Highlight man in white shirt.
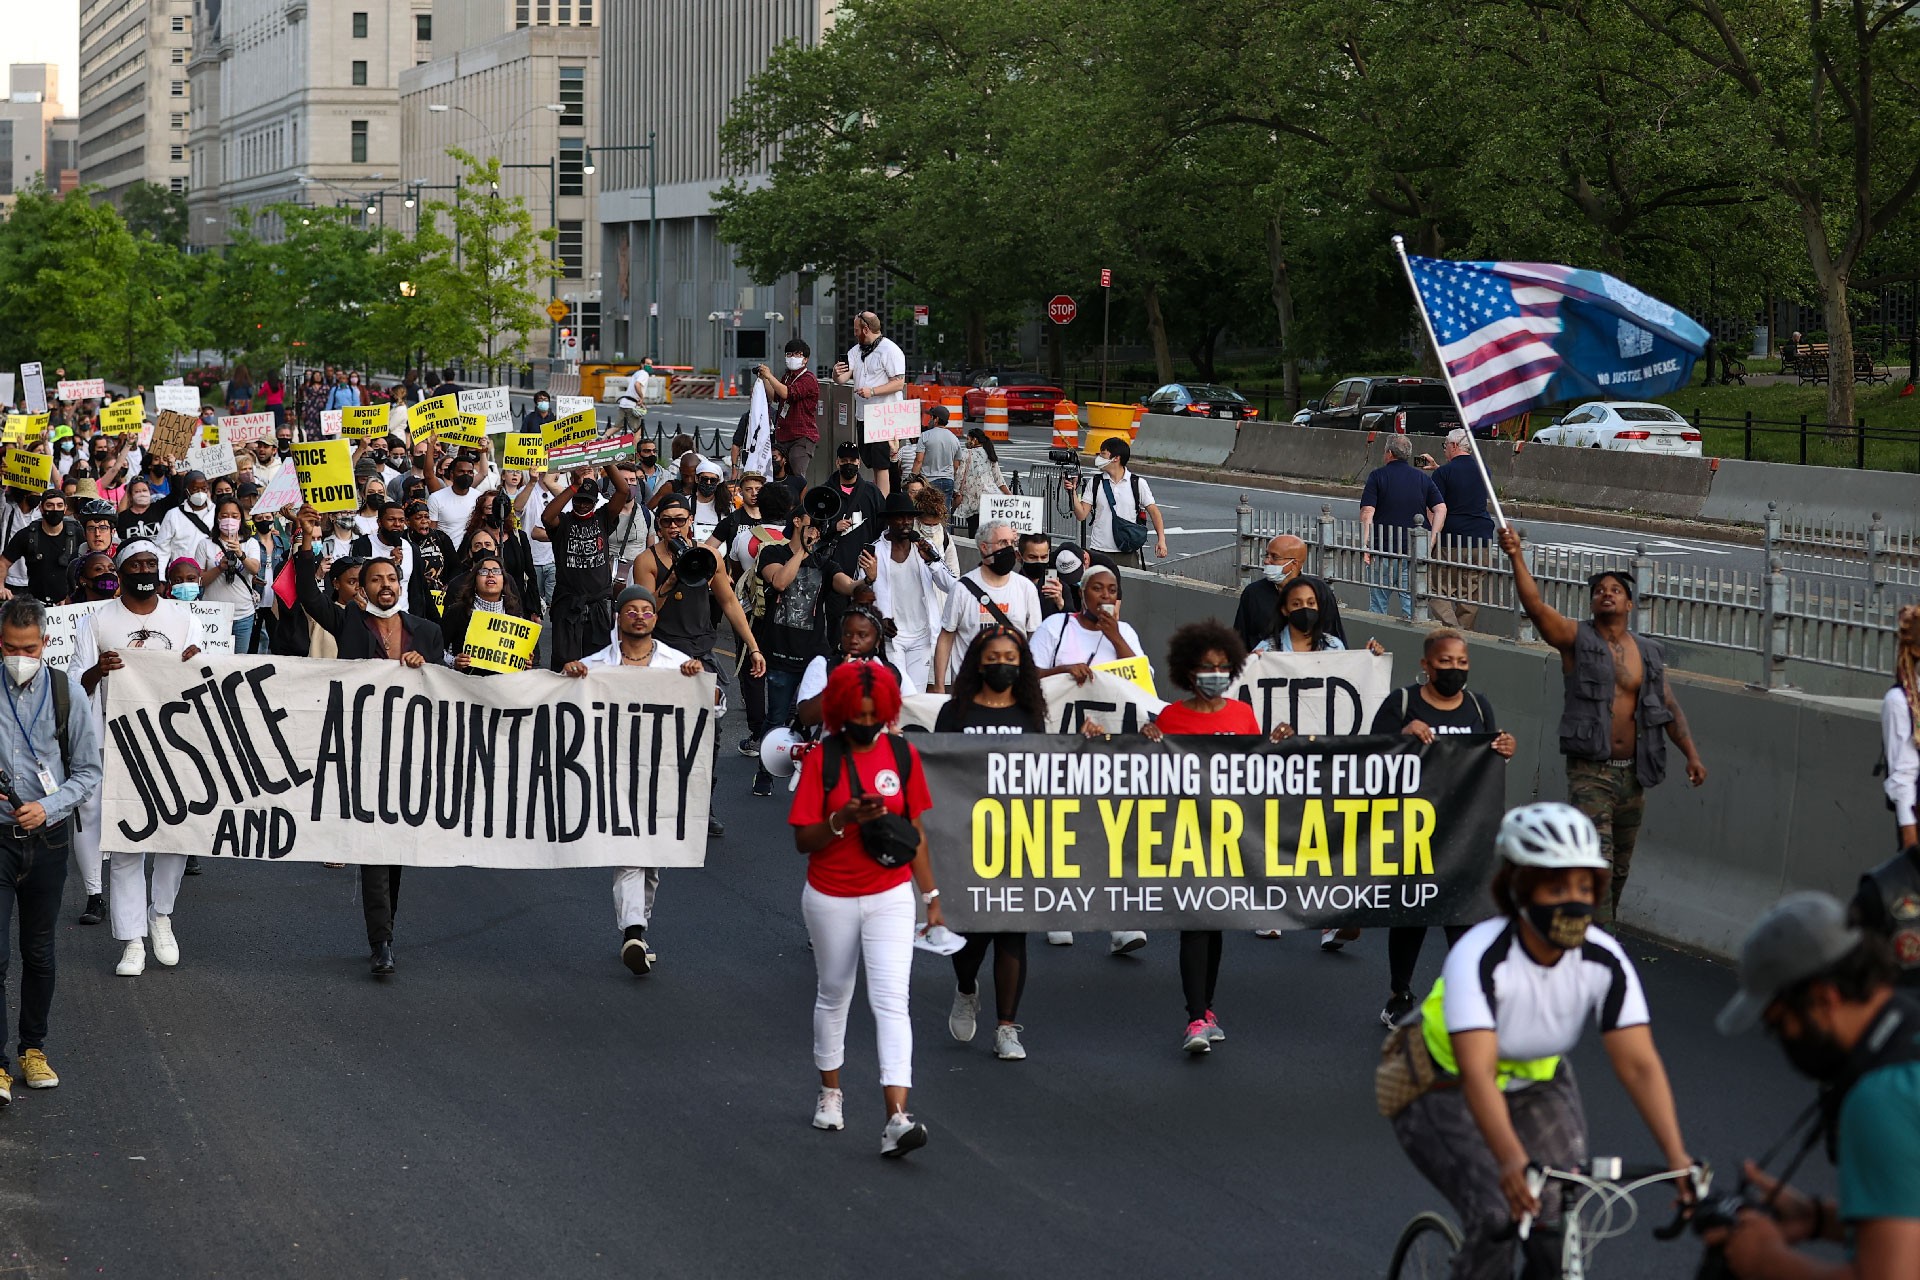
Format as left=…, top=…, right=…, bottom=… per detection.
left=562, top=585, right=709, bottom=977
left=156, top=470, right=218, bottom=569
left=834, top=492, right=956, bottom=693
left=832, top=311, right=906, bottom=498
left=1072, top=436, right=1169, bottom=562
left=931, top=519, right=1042, bottom=690
left=423, top=437, right=498, bottom=538
left=72, top=541, right=206, bottom=978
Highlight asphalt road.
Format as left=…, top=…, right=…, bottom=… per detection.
left=2, top=743, right=1832, bottom=1279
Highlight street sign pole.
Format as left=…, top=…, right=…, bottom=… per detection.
left=1100, top=268, right=1112, bottom=400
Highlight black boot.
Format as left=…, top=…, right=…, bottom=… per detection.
left=708, top=815, right=725, bottom=838
left=79, top=894, right=105, bottom=925
left=371, top=942, right=395, bottom=976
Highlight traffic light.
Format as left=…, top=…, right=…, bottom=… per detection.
left=560, top=327, right=572, bottom=342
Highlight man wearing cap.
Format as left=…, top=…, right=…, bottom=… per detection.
left=1232, top=533, right=1310, bottom=651
left=1712, top=892, right=1920, bottom=1279
left=72, top=540, right=206, bottom=977
left=0, top=491, right=81, bottom=603
left=1501, top=526, right=1706, bottom=920
left=424, top=436, right=497, bottom=539
left=833, top=491, right=956, bottom=693
left=832, top=313, right=907, bottom=498
left=913, top=405, right=961, bottom=502
left=827, top=440, right=886, bottom=534
left=563, top=585, right=710, bottom=975
left=1427, top=429, right=1495, bottom=631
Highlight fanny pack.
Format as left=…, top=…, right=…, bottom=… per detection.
left=819, top=736, right=920, bottom=868
left=1375, top=1014, right=1448, bottom=1117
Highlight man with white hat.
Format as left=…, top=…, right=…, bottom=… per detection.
left=1710, top=892, right=1920, bottom=1279
left=71, top=539, right=206, bottom=977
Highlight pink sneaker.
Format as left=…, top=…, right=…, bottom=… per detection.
left=1183, top=1019, right=1212, bottom=1054
left=1203, top=1009, right=1226, bottom=1043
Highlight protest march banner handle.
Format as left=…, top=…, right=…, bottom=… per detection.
left=1391, top=233, right=1509, bottom=531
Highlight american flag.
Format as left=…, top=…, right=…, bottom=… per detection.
left=1407, top=256, right=1576, bottom=429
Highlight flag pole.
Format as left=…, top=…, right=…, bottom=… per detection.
left=1391, top=234, right=1510, bottom=530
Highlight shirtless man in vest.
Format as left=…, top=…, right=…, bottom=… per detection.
left=1500, top=526, right=1706, bottom=920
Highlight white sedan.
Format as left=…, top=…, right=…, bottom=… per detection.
left=1532, top=401, right=1703, bottom=456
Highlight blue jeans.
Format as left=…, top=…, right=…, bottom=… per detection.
left=534, top=562, right=556, bottom=609
left=765, top=667, right=803, bottom=731
left=1369, top=555, right=1411, bottom=620
left=231, top=613, right=255, bottom=655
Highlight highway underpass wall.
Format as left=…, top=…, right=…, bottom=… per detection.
left=1113, top=568, right=1887, bottom=962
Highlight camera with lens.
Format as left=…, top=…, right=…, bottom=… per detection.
left=1048, top=446, right=1082, bottom=467
left=1690, top=1189, right=1767, bottom=1280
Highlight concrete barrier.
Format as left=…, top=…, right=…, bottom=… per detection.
left=1359, top=431, right=1713, bottom=520
left=1225, top=421, right=1375, bottom=485
left=1700, top=456, right=1920, bottom=527
left=1127, top=413, right=1240, bottom=468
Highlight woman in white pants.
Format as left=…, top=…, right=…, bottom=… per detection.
left=789, top=660, right=943, bottom=1157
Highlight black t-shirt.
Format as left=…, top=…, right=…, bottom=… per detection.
left=117, top=507, right=163, bottom=544
left=4, top=519, right=82, bottom=602
left=1369, top=683, right=1496, bottom=736
left=412, top=530, right=454, bottom=594
left=552, top=506, right=621, bottom=601
left=934, top=699, right=1042, bottom=734
left=756, top=544, right=827, bottom=672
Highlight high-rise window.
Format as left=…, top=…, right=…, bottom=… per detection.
left=559, top=66, right=585, bottom=126
left=172, top=16, right=187, bottom=32
left=515, top=2, right=530, bottom=27
left=170, top=144, right=185, bottom=161
left=556, top=221, right=583, bottom=275
left=351, top=60, right=368, bottom=85
left=170, top=177, right=188, bottom=193
left=351, top=120, right=368, bottom=164
left=416, top=14, right=432, bottom=39
left=558, top=138, right=584, bottom=196
left=352, top=12, right=368, bottom=37
left=171, top=111, right=186, bottom=128
left=171, top=81, right=186, bottom=97
left=171, top=48, right=186, bottom=64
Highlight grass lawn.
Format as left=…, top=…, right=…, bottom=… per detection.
left=1648, top=375, right=1920, bottom=472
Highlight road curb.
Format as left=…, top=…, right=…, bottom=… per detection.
left=1125, top=460, right=1768, bottom=549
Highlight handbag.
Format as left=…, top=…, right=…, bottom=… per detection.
left=1375, top=1014, right=1445, bottom=1117
left=1098, top=474, right=1151, bottom=554
left=820, top=737, right=921, bottom=869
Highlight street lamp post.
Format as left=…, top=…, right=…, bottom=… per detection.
left=502, top=158, right=561, bottom=369
left=583, top=132, right=659, bottom=363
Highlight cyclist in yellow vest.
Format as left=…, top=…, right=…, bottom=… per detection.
left=1389, top=803, right=1696, bottom=1278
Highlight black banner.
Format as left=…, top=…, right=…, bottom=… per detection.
left=917, top=734, right=1504, bottom=931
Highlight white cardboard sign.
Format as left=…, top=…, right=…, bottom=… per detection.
left=222, top=412, right=276, bottom=445
left=979, top=493, right=1045, bottom=535
left=185, top=441, right=237, bottom=479
left=863, top=399, right=922, bottom=443
left=154, top=384, right=201, bottom=415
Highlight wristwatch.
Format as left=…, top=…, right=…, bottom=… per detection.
left=921, top=888, right=940, bottom=905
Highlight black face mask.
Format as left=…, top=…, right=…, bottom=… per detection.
left=1287, top=606, right=1319, bottom=634
left=985, top=546, right=1019, bottom=576
left=1019, top=562, right=1048, bottom=580
left=124, top=568, right=160, bottom=597
left=838, top=463, right=860, bottom=481
left=277, top=442, right=292, bottom=457
left=640, top=455, right=658, bottom=467
left=1779, top=1019, right=1851, bottom=1081
left=484, top=504, right=504, bottom=527
left=451, top=473, right=473, bottom=492
left=981, top=663, right=1019, bottom=692
left=1523, top=900, right=1594, bottom=950
left=842, top=720, right=883, bottom=746
left=379, top=526, right=405, bottom=547
left=1429, top=668, right=1469, bottom=697
left=696, top=479, right=718, bottom=495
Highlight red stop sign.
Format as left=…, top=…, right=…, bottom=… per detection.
left=1048, top=294, right=1078, bottom=325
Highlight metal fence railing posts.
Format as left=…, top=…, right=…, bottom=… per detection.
left=1869, top=511, right=1888, bottom=613
left=1411, top=520, right=1432, bottom=623
left=1516, top=532, right=1538, bottom=645
left=1236, top=494, right=1254, bottom=587
left=1764, top=558, right=1789, bottom=689
left=1763, top=501, right=1780, bottom=569
left=1632, top=544, right=1656, bottom=637
left=1315, top=504, right=1334, bottom=580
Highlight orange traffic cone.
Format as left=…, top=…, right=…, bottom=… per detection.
left=723, top=375, right=737, bottom=398
left=985, top=391, right=1010, bottom=443
left=941, top=386, right=965, bottom=421
left=1051, top=400, right=1079, bottom=450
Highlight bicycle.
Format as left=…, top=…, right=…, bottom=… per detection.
left=1387, top=1157, right=1711, bottom=1279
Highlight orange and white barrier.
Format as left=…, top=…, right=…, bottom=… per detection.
left=984, top=391, right=1010, bottom=442
left=1051, top=400, right=1079, bottom=450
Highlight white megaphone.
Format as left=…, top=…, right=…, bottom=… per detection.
left=759, top=726, right=813, bottom=779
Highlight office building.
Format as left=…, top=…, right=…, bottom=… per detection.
left=0, top=64, right=73, bottom=195
left=399, top=0, right=600, bottom=361
left=184, top=0, right=433, bottom=250
left=598, top=2, right=846, bottom=370
left=79, top=0, right=193, bottom=204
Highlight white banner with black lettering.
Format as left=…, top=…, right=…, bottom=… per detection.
left=894, top=651, right=1390, bottom=737
left=100, top=652, right=715, bottom=867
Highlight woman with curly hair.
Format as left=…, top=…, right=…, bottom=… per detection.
left=1138, top=619, right=1294, bottom=1054
left=457, top=487, right=540, bottom=620
left=912, top=483, right=960, bottom=578
left=789, top=660, right=942, bottom=1156
left=441, top=550, right=532, bottom=673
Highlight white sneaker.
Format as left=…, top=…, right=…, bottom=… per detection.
left=1253, top=929, right=1284, bottom=939
left=948, top=988, right=979, bottom=1043
left=994, top=1024, right=1027, bottom=1061
left=1109, top=930, right=1147, bottom=955
left=1046, top=932, right=1074, bottom=946
left=116, top=939, right=146, bottom=977
left=149, top=914, right=179, bottom=967
left=880, top=1111, right=927, bottom=1158
left=811, top=1086, right=844, bottom=1132
left=1320, top=927, right=1359, bottom=952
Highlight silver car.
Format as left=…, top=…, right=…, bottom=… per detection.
left=1532, top=401, right=1703, bottom=456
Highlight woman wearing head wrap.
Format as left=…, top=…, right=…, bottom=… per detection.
left=1029, top=562, right=1144, bottom=680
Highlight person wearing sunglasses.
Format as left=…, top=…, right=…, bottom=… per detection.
left=443, top=552, right=534, bottom=674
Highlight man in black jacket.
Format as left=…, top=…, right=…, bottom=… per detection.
left=349, top=500, right=438, bottom=618
left=292, top=551, right=445, bottom=974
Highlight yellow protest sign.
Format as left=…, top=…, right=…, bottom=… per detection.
left=436, top=413, right=488, bottom=452
left=291, top=440, right=359, bottom=513
left=503, top=433, right=547, bottom=471
left=343, top=404, right=388, bottom=439
left=410, top=393, right=458, bottom=442
left=543, top=408, right=597, bottom=452
left=4, top=413, right=49, bottom=445
left=430, top=588, right=446, bottom=617
left=2, top=447, right=53, bottom=493
left=100, top=397, right=145, bottom=433
left=1096, top=655, right=1158, bottom=699
left=462, top=610, right=541, bottom=674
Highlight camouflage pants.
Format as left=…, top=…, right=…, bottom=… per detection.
left=1565, top=757, right=1644, bottom=921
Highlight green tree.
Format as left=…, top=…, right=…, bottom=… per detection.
left=121, top=182, right=191, bottom=250
left=0, top=182, right=152, bottom=375
left=420, top=149, right=558, bottom=371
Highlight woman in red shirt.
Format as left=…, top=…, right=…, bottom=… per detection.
left=1142, top=620, right=1293, bottom=1054
left=789, top=661, right=944, bottom=1157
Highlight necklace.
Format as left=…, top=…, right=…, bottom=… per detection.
left=621, top=639, right=656, bottom=667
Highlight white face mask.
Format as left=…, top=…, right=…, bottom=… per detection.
left=5, top=655, right=41, bottom=687
left=1262, top=563, right=1294, bottom=584
left=363, top=598, right=403, bottom=619
left=785, top=356, right=806, bottom=371
left=188, top=491, right=211, bottom=510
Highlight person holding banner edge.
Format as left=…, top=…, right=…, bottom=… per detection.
left=789, top=661, right=939, bottom=1156
left=1135, top=619, right=1294, bottom=1053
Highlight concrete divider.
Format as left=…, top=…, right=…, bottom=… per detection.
left=1224, top=421, right=1375, bottom=485
left=1358, top=431, right=1713, bottom=520
left=1700, top=456, right=1920, bottom=527
left=1127, top=413, right=1240, bottom=468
